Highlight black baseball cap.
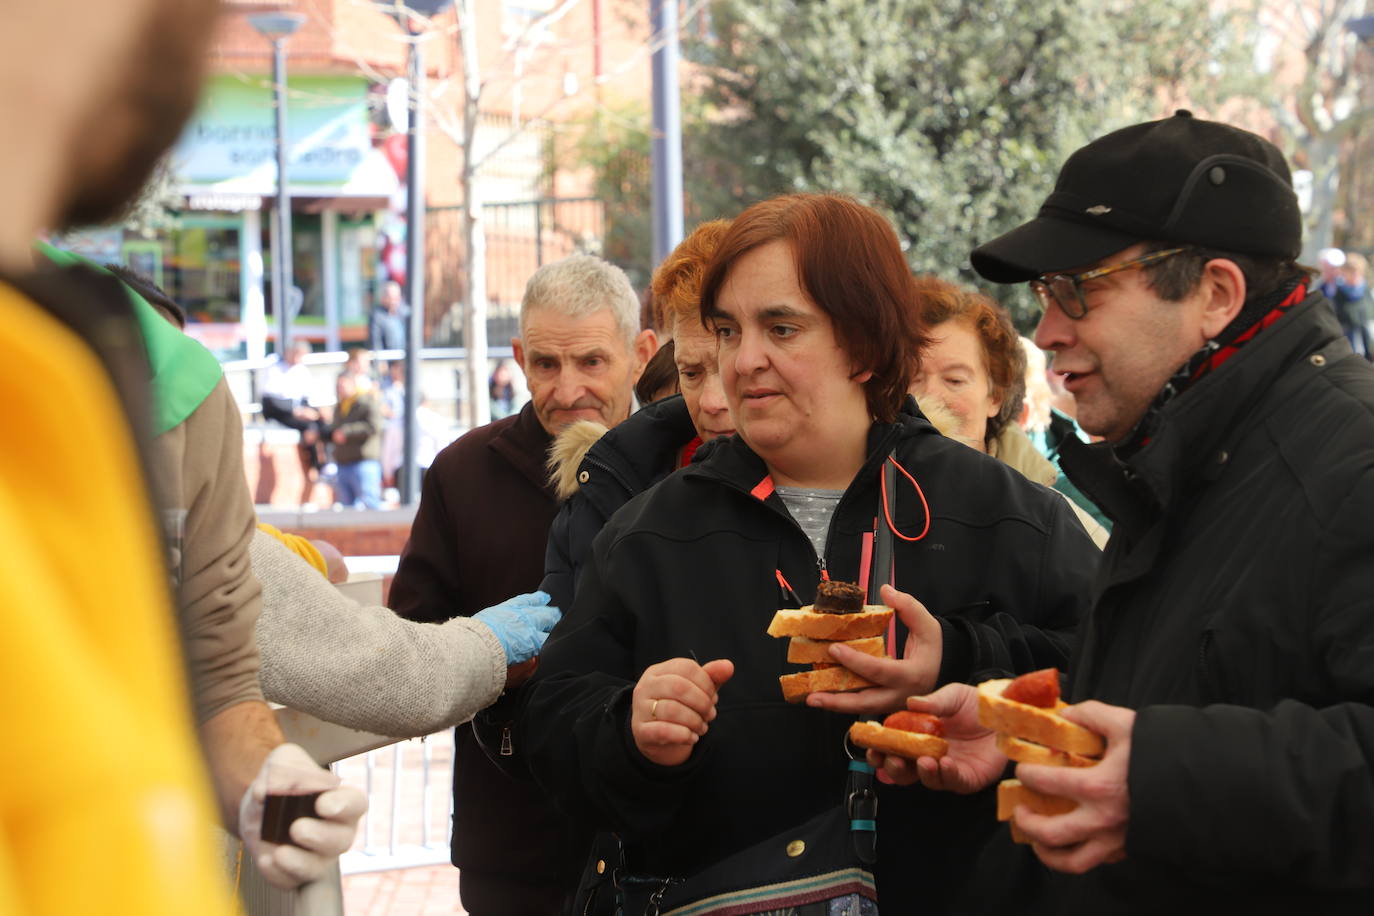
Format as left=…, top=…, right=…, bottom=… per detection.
left=970, top=111, right=1302, bottom=284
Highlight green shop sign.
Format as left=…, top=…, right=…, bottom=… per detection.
left=172, top=74, right=375, bottom=190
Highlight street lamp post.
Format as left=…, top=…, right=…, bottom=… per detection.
left=376, top=0, right=452, bottom=504
left=249, top=11, right=306, bottom=356
left=650, top=0, right=684, bottom=266
left=1350, top=15, right=1374, bottom=258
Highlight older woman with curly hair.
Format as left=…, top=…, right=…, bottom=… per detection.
left=910, top=276, right=1106, bottom=544
left=909, top=276, right=1026, bottom=454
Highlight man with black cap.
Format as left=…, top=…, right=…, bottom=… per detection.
left=875, top=112, right=1374, bottom=912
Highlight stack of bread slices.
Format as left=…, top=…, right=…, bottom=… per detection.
left=767, top=580, right=892, bottom=703
left=976, top=673, right=1105, bottom=843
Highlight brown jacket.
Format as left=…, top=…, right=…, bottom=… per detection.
left=150, top=376, right=265, bottom=721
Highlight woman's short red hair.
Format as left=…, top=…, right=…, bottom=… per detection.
left=652, top=219, right=732, bottom=334
left=698, top=194, right=926, bottom=424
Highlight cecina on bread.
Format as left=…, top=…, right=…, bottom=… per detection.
left=848, top=720, right=948, bottom=760
left=786, top=635, right=885, bottom=664
left=976, top=679, right=1106, bottom=757
left=778, top=666, right=876, bottom=703
left=766, top=606, right=894, bottom=641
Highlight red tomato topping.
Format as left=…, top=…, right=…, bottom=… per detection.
left=1002, top=668, right=1061, bottom=708
left=881, top=711, right=944, bottom=736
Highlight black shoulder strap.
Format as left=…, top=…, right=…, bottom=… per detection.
left=867, top=451, right=896, bottom=604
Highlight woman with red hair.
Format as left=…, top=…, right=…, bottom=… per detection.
left=522, top=194, right=1097, bottom=914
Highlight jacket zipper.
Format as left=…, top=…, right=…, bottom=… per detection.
left=500, top=724, right=513, bottom=756
left=583, top=454, right=636, bottom=496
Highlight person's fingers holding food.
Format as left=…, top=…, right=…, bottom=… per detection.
left=865, top=748, right=921, bottom=786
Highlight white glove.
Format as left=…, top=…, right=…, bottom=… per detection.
left=238, top=743, right=368, bottom=889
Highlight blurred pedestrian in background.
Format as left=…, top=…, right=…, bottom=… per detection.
left=368, top=280, right=407, bottom=352
left=331, top=372, right=382, bottom=509
left=489, top=357, right=518, bottom=419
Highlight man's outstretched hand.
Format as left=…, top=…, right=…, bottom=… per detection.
left=864, top=682, right=1005, bottom=793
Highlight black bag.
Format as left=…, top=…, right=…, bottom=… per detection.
left=576, top=761, right=879, bottom=916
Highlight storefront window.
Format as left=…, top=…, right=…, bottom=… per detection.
left=291, top=212, right=325, bottom=322
left=161, top=218, right=242, bottom=325
left=339, top=217, right=379, bottom=333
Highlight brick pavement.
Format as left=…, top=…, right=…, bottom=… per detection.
left=342, top=865, right=464, bottom=915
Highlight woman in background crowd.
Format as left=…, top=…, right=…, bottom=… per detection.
left=910, top=277, right=1107, bottom=545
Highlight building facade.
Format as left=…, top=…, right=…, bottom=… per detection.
left=64, top=0, right=652, bottom=361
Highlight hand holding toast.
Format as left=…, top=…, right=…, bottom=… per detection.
left=631, top=657, right=735, bottom=767
left=806, top=584, right=943, bottom=715
left=866, top=683, right=1005, bottom=793
left=1012, top=700, right=1135, bottom=874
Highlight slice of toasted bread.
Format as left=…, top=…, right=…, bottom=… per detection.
left=996, top=778, right=1077, bottom=822
left=778, top=666, right=876, bottom=703
left=786, top=635, right=886, bottom=664
left=977, top=679, right=1106, bottom=758
left=848, top=720, right=948, bottom=760
left=767, top=606, right=894, bottom=641
left=996, top=734, right=1099, bottom=768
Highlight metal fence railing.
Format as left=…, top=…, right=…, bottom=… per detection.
left=337, top=732, right=454, bottom=875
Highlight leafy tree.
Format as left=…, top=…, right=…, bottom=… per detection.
left=688, top=0, right=1240, bottom=323
left=553, top=109, right=654, bottom=288
left=1237, top=0, right=1374, bottom=260
left=551, top=96, right=750, bottom=293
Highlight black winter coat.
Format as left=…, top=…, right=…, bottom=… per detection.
left=1052, top=293, right=1374, bottom=913
left=541, top=394, right=698, bottom=611
left=390, top=402, right=588, bottom=900
left=520, top=402, right=1098, bottom=914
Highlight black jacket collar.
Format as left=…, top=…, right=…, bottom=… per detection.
left=685, top=397, right=938, bottom=531
left=489, top=400, right=557, bottom=496
left=578, top=395, right=699, bottom=506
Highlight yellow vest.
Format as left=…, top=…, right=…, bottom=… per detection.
left=0, top=282, right=233, bottom=914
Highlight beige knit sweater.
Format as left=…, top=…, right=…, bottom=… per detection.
left=250, top=531, right=506, bottom=738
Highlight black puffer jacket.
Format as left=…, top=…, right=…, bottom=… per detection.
left=520, top=401, right=1098, bottom=915
left=541, top=394, right=698, bottom=611
left=1051, top=293, right=1374, bottom=913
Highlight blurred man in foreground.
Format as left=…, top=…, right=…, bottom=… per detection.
left=0, top=1, right=236, bottom=911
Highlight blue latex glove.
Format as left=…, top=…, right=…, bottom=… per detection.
left=473, top=591, right=562, bottom=665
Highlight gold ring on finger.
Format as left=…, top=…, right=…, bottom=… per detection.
left=650, top=699, right=661, bottom=718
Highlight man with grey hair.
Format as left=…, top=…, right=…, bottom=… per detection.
left=390, top=253, right=655, bottom=914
